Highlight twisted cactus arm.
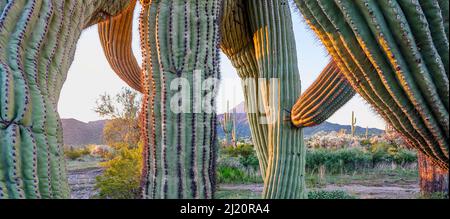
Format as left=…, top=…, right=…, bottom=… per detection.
left=0, top=0, right=132, bottom=199
left=98, top=0, right=143, bottom=93
left=294, top=0, right=449, bottom=170
left=291, top=60, right=355, bottom=127
left=222, top=0, right=307, bottom=199
left=220, top=0, right=270, bottom=179
left=139, top=0, right=222, bottom=199
left=248, top=0, right=306, bottom=199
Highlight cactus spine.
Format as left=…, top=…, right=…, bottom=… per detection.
left=294, top=0, right=449, bottom=170
left=98, top=0, right=143, bottom=93
left=0, top=0, right=133, bottom=199
left=222, top=0, right=307, bottom=199
left=291, top=60, right=356, bottom=127
left=138, top=0, right=222, bottom=199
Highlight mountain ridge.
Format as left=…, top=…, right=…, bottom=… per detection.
left=62, top=115, right=383, bottom=146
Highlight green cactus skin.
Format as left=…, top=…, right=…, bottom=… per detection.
left=294, top=0, right=449, bottom=170
left=139, top=0, right=222, bottom=199
left=222, top=0, right=307, bottom=199
left=221, top=0, right=270, bottom=181
left=291, top=61, right=356, bottom=128
left=0, top=0, right=132, bottom=199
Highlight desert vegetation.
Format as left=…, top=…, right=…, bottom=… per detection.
left=1, top=0, right=447, bottom=199
left=65, top=105, right=445, bottom=199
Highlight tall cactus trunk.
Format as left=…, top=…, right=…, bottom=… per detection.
left=418, top=151, right=449, bottom=196
left=220, top=0, right=270, bottom=177
left=0, top=0, right=134, bottom=199
left=247, top=0, right=306, bottom=199
left=221, top=0, right=307, bottom=199
left=139, top=0, right=222, bottom=199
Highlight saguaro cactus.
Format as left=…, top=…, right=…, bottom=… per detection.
left=221, top=0, right=359, bottom=199
left=365, top=127, right=369, bottom=139
left=291, top=61, right=355, bottom=127
left=220, top=102, right=233, bottom=146
left=231, top=109, right=237, bottom=148
left=0, top=0, right=132, bottom=199
left=351, top=111, right=357, bottom=137
left=294, top=0, right=449, bottom=171
left=137, top=0, right=222, bottom=199
left=221, top=0, right=307, bottom=199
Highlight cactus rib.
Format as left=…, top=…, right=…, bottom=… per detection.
left=98, top=0, right=143, bottom=93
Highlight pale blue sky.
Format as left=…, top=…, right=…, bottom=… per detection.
left=58, top=5, right=385, bottom=129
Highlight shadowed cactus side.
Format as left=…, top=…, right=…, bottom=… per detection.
left=221, top=0, right=357, bottom=199
left=291, top=61, right=356, bottom=128
left=294, top=0, right=449, bottom=171
left=137, top=0, right=222, bottom=199
left=293, top=0, right=449, bottom=195
left=0, top=0, right=133, bottom=199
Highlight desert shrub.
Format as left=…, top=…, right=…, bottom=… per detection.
left=393, top=148, right=417, bottom=164
left=418, top=192, right=449, bottom=199
left=216, top=166, right=262, bottom=184
left=360, top=139, right=371, bottom=147
left=306, top=147, right=417, bottom=174
left=222, top=144, right=255, bottom=158
left=64, top=147, right=90, bottom=160
left=370, top=142, right=392, bottom=163
left=95, top=144, right=142, bottom=199
left=87, top=144, right=114, bottom=159
left=306, top=148, right=372, bottom=174
left=239, top=154, right=260, bottom=170
left=217, top=151, right=262, bottom=184
left=308, top=190, right=356, bottom=199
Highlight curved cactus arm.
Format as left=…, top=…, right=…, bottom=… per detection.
left=0, top=0, right=133, bottom=199
left=139, top=0, right=222, bottom=199
left=296, top=0, right=439, bottom=169
left=98, top=0, right=143, bottom=93
left=245, top=0, right=307, bottom=199
left=294, top=0, right=449, bottom=170
left=220, top=0, right=269, bottom=179
left=291, top=60, right=356, bottom=127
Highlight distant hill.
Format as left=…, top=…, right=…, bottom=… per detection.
left=216, top=113, right=384, bottom=139
left=61, top=119, right=106, bottom=146
left=62, top=102, right=383, bottom=145
left=216, top=102, right=384, bottom=139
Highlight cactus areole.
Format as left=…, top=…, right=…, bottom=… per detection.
left=0, top=0, right=448, bottom=199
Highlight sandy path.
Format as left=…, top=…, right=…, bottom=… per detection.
left=219, top=183, right=420, bottom=199
left=68, top=167, right=103, bottom=199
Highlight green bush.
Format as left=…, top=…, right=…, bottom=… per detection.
left=95, top=145, right=142, bottom=199
left=306, top=148, right=372, bottom=174
left=306, top=147, right=417, bottom=174
left=308, top=190, right=356, bottom=199
left=239, top=154, right=260, bottom=170
left=370, top=142, right=393, bottom=163
left=217, top=166, right=262, bottom=184
left=222, top=144, right=256, bottom=158
left=64, top=147, right=90, bottom=160
left=393, top=149, right=417, bottom=164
